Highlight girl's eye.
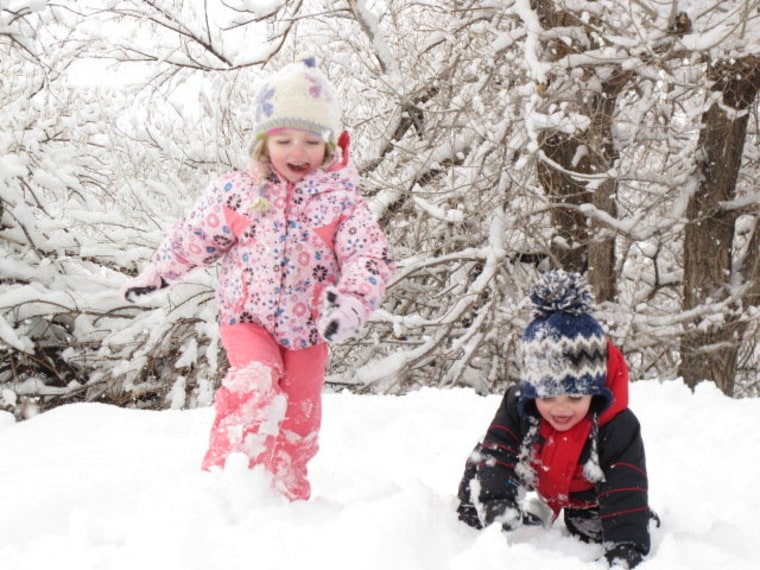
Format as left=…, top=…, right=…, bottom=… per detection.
left=568, top=396, right=584, bottom=402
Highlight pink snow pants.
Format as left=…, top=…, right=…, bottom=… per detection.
left=201, top=323, right=329, bottom=501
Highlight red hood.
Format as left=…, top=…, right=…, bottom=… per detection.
left=326, top=130, right=351, bottom=172
left=600, top=341, right=629, bottom=425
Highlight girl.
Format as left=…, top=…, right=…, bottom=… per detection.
left=456, top=271, right=655, bottom=568
left=122, top=57, right=395, bottom=501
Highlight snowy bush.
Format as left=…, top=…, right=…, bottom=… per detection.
left=3, top=1, right=760, bottom=418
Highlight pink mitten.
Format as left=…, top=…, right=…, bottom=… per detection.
left=122, top=265, right=167, bottom=302
left=318, top=288, right=367, bottom=343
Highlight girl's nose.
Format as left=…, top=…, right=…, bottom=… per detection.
left=290, top=142, right=307, bottom=157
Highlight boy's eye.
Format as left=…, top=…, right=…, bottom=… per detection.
left=568, top=395, right=585, bottom=402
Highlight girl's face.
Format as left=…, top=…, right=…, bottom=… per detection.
left=535, top=394, right=592, bottom=432
left=265, top=129, right=327, bottom=183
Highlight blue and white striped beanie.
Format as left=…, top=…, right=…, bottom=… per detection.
left=518, top=271, right=611, bottom=414
left=252, top=56, right=341, bottom=148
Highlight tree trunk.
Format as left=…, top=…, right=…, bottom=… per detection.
left=536, top=124, right=619, bottom=303
left=530, top=1, right=629, bottom=303
left=679, top=58, right=760, bottom=395
left=535, top=92, right=626, bottom=297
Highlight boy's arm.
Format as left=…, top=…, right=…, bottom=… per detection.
left=598, top=409, right=652, bottom=565
left=457, top=386, right=528, bottom=528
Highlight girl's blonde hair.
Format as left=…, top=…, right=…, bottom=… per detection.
left=250, top=136, right=335, bottom=169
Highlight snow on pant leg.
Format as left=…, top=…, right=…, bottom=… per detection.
left=269, top=342, right=329, bottom=501
left=201, top=324, right=285, bottom=471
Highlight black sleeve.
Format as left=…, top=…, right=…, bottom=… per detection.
left=456, top=386, right=528, bottom=528
left=597, top=409, right=651, bottom=556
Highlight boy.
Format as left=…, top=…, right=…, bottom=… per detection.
left=457, top=271, right=654, bottom=569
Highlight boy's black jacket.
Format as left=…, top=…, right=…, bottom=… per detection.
left=457, top=343, right=651, bottom=556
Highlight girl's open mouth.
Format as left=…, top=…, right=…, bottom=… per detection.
left=288, top=163, right=311, bottom=174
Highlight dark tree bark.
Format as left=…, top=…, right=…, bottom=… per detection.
left=532, top=1, right=628, bottom=302
left=679, top=57, right=760, bottom=395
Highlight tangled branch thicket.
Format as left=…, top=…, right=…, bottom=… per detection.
left=3, top=1, right=760, bottom=419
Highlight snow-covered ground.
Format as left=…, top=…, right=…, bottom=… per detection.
left=0, top=379, right=757, bottom=569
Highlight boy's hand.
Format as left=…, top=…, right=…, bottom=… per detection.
left=478, top=499, right=521, bottom=530
left=318, top=288, right=366, bottom=343
left=605, top=544, right=644, bottom=569
left=122, top=267, right=167, bottom=302
left=520, top=510, right=545, bottom=527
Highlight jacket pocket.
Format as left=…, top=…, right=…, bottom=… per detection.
left=313, top=215, right=345, bottom=253
left=223, top=205, right=253, bottom=238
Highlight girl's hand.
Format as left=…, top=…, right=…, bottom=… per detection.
left=122, top=266, right=167, bottom=302
left=318, top=288, right=366, bottom=343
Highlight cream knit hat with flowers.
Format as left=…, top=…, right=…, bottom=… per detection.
left=252, top=56, right=342, bottom=148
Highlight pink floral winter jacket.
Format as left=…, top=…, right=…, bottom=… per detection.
left=150, top=156, right=394, bottom=350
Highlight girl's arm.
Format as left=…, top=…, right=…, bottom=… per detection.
left=331, top=196, right=395, bottom=313
left=150, top=176, right=239, bottom=281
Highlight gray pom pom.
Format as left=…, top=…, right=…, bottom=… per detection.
left=529, top=270, right=592, bottom=318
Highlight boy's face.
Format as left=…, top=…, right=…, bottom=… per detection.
left=535, top=394, right=592, bottom=432
left=265, top=128, right=327, bottom=183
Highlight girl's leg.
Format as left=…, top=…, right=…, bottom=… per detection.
left=269, top=342, right=328, bottom=500
left=201, top=324, right=286, bottom=472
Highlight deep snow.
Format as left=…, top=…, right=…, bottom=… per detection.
left=0, top=379, right=758, bottom=569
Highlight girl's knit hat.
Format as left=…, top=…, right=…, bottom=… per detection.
left=252, top=56, right=342, bottom=148
left=518, top=270, right=612, bottom=414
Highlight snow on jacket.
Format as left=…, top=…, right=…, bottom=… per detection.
left=149, top=158, right=394, bottom=349
left=457, top=342, right=651, bottom=555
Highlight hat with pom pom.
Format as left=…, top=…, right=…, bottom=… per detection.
left=252, top=56, right=342, bottom=148
left=518, top=270, right=611, bottom=413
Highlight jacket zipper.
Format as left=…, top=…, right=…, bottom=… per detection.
left=273, top=180, right=295, bottom=337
